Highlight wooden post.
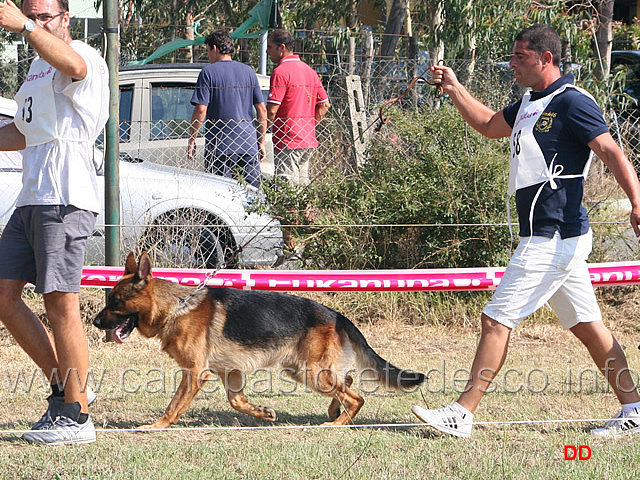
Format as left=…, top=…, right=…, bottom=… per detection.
left=406, top=35, right=418, bottom=106
left=348, top=37, right=356, bottom=76
left=361, top=30, right=374, bottom=106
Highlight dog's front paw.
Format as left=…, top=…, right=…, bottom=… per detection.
left=258, top=406, right=277, bottom=422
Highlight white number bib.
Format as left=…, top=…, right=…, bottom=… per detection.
left=14, top=59, right=59, bottom=147
left=508, top=83, right=592, bottom=196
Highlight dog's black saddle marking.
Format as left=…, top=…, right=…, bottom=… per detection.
left=208, top=287, right=334, bottom=348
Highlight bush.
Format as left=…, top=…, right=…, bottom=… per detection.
left=261, top=104, right=513, bottom=270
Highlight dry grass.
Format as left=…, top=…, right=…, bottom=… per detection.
left=0, top=286, right=639, bottom=479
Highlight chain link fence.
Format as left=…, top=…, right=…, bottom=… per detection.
left=1, top=29, right=639, bottom=269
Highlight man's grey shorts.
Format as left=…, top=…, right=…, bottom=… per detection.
left=0, top=205, right=97, bottom=294
left=275, top=148, right=314, bottom=185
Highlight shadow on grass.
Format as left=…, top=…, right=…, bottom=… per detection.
left=0, top=434, right=26, bottom=444
left=97, top=409, right=331, bottom=431
left=94, top=407, right=431, bottom=436
left=0, top=421, right=37, bottom=443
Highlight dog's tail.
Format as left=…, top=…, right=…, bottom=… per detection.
left=337, top=314, right=426, bottom=391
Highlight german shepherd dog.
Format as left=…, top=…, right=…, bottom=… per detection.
left=94, top=252, right=426, bottom=429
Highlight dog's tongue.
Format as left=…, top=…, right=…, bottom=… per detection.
left=113, top=324, right=126, bottom=343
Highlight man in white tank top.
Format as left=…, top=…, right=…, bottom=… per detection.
left=412, top=24, right=640, bottom=438
left=0, top=0, right=108, bottom=445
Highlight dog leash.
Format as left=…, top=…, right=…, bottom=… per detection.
left=375, top=62, right=445, bottom=132
left=178, top=264, right=226, bottom=306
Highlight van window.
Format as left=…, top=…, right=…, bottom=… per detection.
left=119, top=86, right=133, bottom=142
left=150, top=83, right=196, bottom=140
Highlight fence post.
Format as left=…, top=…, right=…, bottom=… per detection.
left=361, top=30, right=374, bottom=106
left=347, top=36, right=356, bottom=76
left=104, top=0, right=121, bottom=270
left=343, top=75, right=368, bottom=167
left=103, top=0, right=121, bottom=342
left=406, top=35, right=418, bottom=106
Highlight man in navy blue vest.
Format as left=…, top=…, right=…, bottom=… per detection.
left=412, top=24, right=640, bottom=438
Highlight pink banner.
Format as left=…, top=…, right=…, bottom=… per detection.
left=80, top=262, right=640, bottom=292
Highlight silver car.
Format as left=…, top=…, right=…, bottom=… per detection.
left=0, top=97, right=283, bottom=269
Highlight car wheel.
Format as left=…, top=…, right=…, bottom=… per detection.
left=140, top=209, right=237, bottom=269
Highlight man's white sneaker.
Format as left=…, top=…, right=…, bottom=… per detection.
left=30, top=386, right=97, bottom=431
left=412, top=404, right=473, bottom=438
left=22, top=402, right=96, bottom=445
left=591, top=408, right=640, bottom=437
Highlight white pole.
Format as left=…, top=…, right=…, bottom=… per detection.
left=260, top=29, right=268, bottom=75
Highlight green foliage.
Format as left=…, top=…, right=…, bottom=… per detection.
left=0, top=27, right=13, bottom=51
left=260, top=105, right=512, bottom=270
left=107, top=0, right=602, bottom=76
left=102, top=0, right=264, bottom=63
left=0, top=61, right=19, bottom=99
left=413, top=0, right=595, bottom=62
left=0, top=31, right=20, bottom=98
left=286, top=0, right=362, bottom=30
left=613, top=19, right=640, bottom=50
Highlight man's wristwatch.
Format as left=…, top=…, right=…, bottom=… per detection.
left=21, top=19, right=35, bottom=36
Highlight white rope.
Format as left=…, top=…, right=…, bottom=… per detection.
left=94, top=221, right=632, bottom=229
left=0, top=417, right=622, bottom=436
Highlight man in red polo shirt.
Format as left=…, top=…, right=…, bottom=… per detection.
left=266, top=29, right=331, bottom=185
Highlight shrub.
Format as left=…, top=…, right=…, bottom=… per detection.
left=261, top=104, right=513, bottom=270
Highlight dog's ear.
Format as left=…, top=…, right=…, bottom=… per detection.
left=137, top=251, right=153, bottom=280
left=124, top=252, right=137, bottom=275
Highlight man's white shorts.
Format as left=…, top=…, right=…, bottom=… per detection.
left=482, top=230, right=601, bottom=330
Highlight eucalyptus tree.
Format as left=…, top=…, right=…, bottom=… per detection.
left=411, top=0, right=591, bottom=62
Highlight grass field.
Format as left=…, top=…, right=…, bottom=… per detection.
left=0, top=289, right=639, bottom=479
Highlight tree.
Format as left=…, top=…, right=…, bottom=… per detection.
left=291, top=0, right=362, bottom=30
left=378, top=0, right=409, bottom=63
left=425, top=0, right=444, bottom=63
left=96, top=0, right=261, bottom=63
left=410, top=0, right=594, bottom=64
left=593, top=0, right=614, bottom=80
left=369, top=0, right=409, bottom=103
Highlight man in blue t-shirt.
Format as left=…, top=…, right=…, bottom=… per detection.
left=188, top=30, right=266, bottom=187
left=411, top=24, right=640, bottom=438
